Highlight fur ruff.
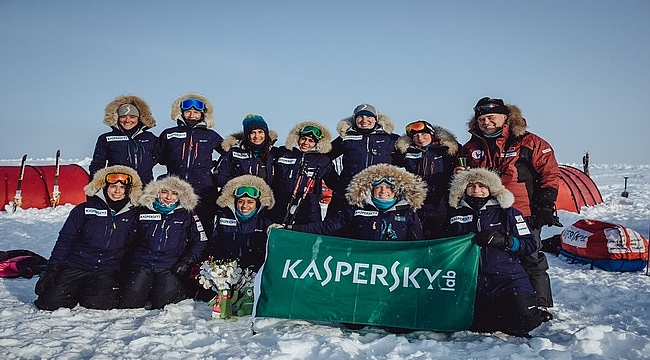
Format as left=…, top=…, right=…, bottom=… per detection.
left=345, top=164, right=427, bottom=210
left=103, top=94, right=156, bottom=129
left=395, top=124, right=459, bottom=155
left=448, top=168, right=514, bottom=209
left=336, top=113, right=395, bottom=137
left=216, top=175, right=275, bottom=209
left=139, top=176, right=198, bottom=211
left=170, top=93, right=216, bottom=129
left=466, top=104, right=527, bottom=137
left=283, top=120, right=333, bottom=154
left=83, top=165, right=143, bottom=205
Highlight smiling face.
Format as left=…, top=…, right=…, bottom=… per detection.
left=355, top=115, right=377, bottom=130
left=412, top=132, right=433, bottom=147
left=158, top=189, right=179, bottom=205
left=465, top=182, right=490, bottom=198
left=106, top=183, right=127, bottom=201
left=477, top=113, right=507, bottom=135
left=298, top=136, right=316, bottom=152
left=118, top=115, right=139, bottom=130
left=236, top=197, right=258, bottom=215
left=182, top=109, right=203, bottom=121
left=372, top=183, right=396, bottom=200
left=248, top=129, right=266, bottom=145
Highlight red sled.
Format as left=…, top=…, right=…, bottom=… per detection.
left=560, top=219, right=649, bottom=271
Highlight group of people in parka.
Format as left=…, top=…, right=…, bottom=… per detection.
left=35, top=93, right=560, bottom=338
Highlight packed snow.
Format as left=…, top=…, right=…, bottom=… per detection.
left=1, top=159, right=649, bottom=359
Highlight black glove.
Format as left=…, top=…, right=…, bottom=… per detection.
left=34, top=263, right=63, bottom=296
left=474, top=230, right=513, bottom=250
left=171, top=254, right=197, bottom=276
left=535, top=204, right=556, bottom=227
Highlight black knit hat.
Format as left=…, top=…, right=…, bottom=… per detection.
left=473, top=97, right=510, bottom=119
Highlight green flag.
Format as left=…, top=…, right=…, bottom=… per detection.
left=255, top=229, right=479, bottom=332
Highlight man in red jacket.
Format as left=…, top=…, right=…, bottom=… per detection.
left=458, top=97, right=560, bottom=319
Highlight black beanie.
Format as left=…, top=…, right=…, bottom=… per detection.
left=473, top=97, right=510, bottom=119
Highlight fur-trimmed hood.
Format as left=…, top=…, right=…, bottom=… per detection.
left=220, top=130, right=279, bottom=153
left=103, top=94, right=156, bottom=129
left=448, top=168, right=514, bottom=209
left=283, top=120, right=333, bottom=154
left=336, top=113, right=395, bottom=137
left=467, top=104, right=527, bottom=138
left=395, top=124, right=459, bottom=155
left=345, top=164, right=427, bottom=210
left=170, top=93, right=216, bottom=129
left=83, top=165, right=143, bottom=205
left=216, top=174, right=275, bottom=209
left=139, top=176, right=198, bottom=211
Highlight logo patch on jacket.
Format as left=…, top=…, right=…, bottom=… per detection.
left=344, top=135, right=363, bottom=141
left=277, top=157, right=297, bottom=165
left=233, top=151, right=251, bottom=159
left=393, top=215, right=406, bottom=222
left=354, top=210, right=379, bottom=217
left=450, top=215, right=473, bottom=224
left=85, top=208, right=107, bottom=217
left=471, top=150, right=484, bottom=160
left=405, top=153, right=422, bottom=159
left=219, top=218, right=237, bottom=226
left=167, top=132, right=187, bottom=139
left=515, top=216, right=531, bottom=235
left=106, top=136, right=129, bottom=142
left=140, top=214, right=162, bottom=221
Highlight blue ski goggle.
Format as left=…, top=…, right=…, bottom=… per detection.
left=371, top=177, right=395, bottom=187
left=180, top=98, right=206, bottom=112
left=234, top=186, right=261, bottom=199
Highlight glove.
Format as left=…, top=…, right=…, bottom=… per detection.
left=34, top=263, right=63, bottom=296
left=474, top=231, right=514, bottom=251
left=266, top=223, right=285, bottom=236
left=534, top=204, right=556, bottom=227
left=170, top=254, right=196, bottom=276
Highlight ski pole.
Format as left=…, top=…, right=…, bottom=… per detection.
left=50, top=150, right=61, bottom=207
left=282, top=160, right=308, bottom=226
left=12, top=154, right=27, bottom=212
left=286, top=165, right=321, bottom=226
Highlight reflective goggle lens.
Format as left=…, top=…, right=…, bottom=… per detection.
left=405, top=121, right=426, bottom=135
left=105, top=173, right=132, bottom=185
left=234, top=186, right=260, bottom=199
left=300, top=125, right=324, bottom=140
left=473, top=102, right=501, bottom=113
left=180, top=98, right=205, bottom=111
left=371, top=177, right=395, bottom=187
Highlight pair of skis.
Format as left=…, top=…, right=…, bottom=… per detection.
left=11, top=150, right=60, bottom=212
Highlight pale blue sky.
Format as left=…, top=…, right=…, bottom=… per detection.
left=1, top=0, right=648, bottom=164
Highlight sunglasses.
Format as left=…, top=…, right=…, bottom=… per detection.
left=180, top=98, right=206, bottom=112
left=405, top=121, right=434, bottom=136
left=105, top=173, right=132, bottom=186
left=234, top=186, right=261, bottom=199
left=473, top=102, right=502, bottom=113
left=371, top=177, right=395, bottom=187
left=300, top=125, right=324, bottom=140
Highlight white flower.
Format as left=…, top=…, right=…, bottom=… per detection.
left=196, top=258, right=257, bottom=292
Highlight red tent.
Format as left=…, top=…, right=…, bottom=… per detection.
left=556, top=165, right=603, bottom=213
left=0, top=164, right=88, bottom=210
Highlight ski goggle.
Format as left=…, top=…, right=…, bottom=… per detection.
left=105, top=173, right=132, bottom=186
left=473, top=102, right=503, bottom=114
left=180, top=98, right=206, bottom=112
left=299, top=125, right=324, bottom=140
left=405, top=121, right=434, bottom=137
left=371, top=177, right=395, bottom=187
left=234, top=186, right=261, bottom=199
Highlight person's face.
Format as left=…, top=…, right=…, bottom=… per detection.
left=298, top=136, right=316, bottom=152
left=477, top=113, right=507, bottom=135
left=118, top=115, right=139, bottom=130
left=248, top=129, right=266, bottom=145
left=372, top=184, right=396, bottom=200
left=158, top=189, right=179, bottom=205
left=355, top=115, right=376, bottom=130
left=183, top=109, right=203, bottom=121
left=466, top=182, right=490, bottom=198
left=106, top=183, right=127, bottom=201
left=412, top=132, right=433, bottom=147
left=236, top=197, right=258, bottom=215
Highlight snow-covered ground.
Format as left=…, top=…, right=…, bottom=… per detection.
left=1, top=160, right=649, bottom=359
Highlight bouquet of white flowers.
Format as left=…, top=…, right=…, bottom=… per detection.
left=197, top=258, right=256, bottom=319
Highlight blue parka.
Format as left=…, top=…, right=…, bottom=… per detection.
left=447, top=168, right=537, bottom=299
left=129, top=177, right=207, bottom=269
left=295, top=164, right=426, bottom=241
left=210, top=175, right=275, bottom=271
left=213, top=131, right=278, bottom=188
left=48, top=165, right=142, bottom=272
left=90, top=94, right=158, bottom=184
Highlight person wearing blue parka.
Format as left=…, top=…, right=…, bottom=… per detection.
left=34, top=165, right=142, bottom=311
left=119, top=176, right=207, bottom=309
left=293, top=164, right=425, bottom=241
left=153, top=93, right=223, bottom=238
left=325, top=104, right=400, bottom=220
left=210, top=174, right=275, bottom=272
left=213, top=114, right=278, bottom=188
left=447, top=168, right=547, bottom=337
left=267, top=120, right=338, bottom=225
left=90, top=94, right=158, bottom=184
left=395, top=120, right=460, bottom=239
